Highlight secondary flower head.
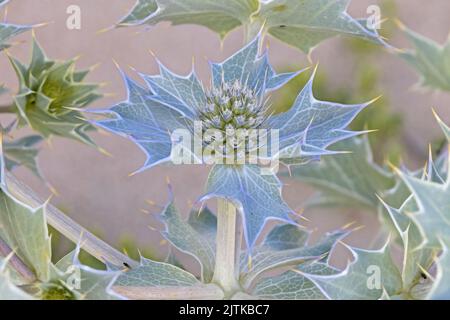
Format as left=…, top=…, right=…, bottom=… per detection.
left=94, top=35, right=372, bottom=248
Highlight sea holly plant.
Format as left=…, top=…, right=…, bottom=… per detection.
left=397, top=21, right=450, bottom=92
left=93, top=33, right=374, bottom=296
left=111, top=196, right=352, bottom=299
left=2, top=0, right=450, bottom=302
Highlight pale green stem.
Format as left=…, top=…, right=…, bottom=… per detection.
left=6, top=172, right=138, bottom=269
left=113, top=283, right=224, bottom=300
left=212, top=198, right=241, bottom=296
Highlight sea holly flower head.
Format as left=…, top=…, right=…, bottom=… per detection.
left=94, top=34, right=373, bottom=248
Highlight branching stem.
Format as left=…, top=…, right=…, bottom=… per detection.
left=6, top=173, right=138, bottom=269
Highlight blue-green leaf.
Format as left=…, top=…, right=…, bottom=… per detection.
left=398, top=23, right=450, bottom=92
left=4, top=135, right=43, bottom=178
left=94, top=69, right=193, bottom=172
left=256, top=0, right=387, bottom=54
left=306, top=241, right=402, bottom=300
left=270, top=70, right=372, bottom=164
left=158, top=200, right=215, bottom=282
left=202, top=164, right=294, bottom=249
left=240, top=229, right=348, bottom=288
left=114, top=257, right=200, bottom=287
left=285, top=137, right=395, bottom=210
left=0, top=23, right=31, bottom=51
left=0, top=142, right=51, bottom=282
left=252, top=262, right=338, bottom=300
left=54, top=247, right=122, bottom=300
left=117, top=0, right=387, bottom=52
left=117, top=0, right=259, bottom=39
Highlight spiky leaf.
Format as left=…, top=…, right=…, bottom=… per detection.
left=118, top=0, right=386, bottom=53
left=203, top=164, right=293, bottom=249
left=4, top=135, right=43, bottom=177
left=285, top=137, right=395, bottom=210
left=399, top=24, right=450, bottom=91
left=0, top=142, right=51, bottom=281
left=0, top=23, right=31, bottom=51
left=380, top=197, right=435, bottom=293
left=256, top=0, right=386, bottom=54
left=158, top=200, right=215, bottom=282
left=240, top=229, right=348, bottom=289
left=54, top=248, right=121, bottom=300
left=118, top=0, right=259, bottom=39
left=306, top=242, right=402, bottom=300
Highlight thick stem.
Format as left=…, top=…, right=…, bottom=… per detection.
left=113, top=284, right=224, bottom=300
left=212, top=198, right=241, bottom=296
left=6, top=173, right=138, bottom=269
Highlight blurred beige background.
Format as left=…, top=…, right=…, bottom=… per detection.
left=1, top=0, right=450, bottom=265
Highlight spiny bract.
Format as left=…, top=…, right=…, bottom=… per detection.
left=9, top=38, right=101, bottom=145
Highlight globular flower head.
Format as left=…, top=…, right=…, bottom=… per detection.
left=200, top=80, right=268, bottom=132
left=95, top=34, right=373, bottom=248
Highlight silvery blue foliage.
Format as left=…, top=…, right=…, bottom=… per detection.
left=94, top=34, right=371, bottom=248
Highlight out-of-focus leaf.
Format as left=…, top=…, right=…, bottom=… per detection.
left=0, top=23, right=31, bottom=51
left=187, top=206, right=217, bottom=244
left=399, top=23, right=450, bottom=92
left=4, top=135, right=43, bottom=177
left=428, top=237, right=450, bottom=299
left=285, top=137, right=395, bottom=211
